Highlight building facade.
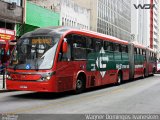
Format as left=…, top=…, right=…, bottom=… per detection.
left=28, top=0, right=90, bottom=30
left=17, top=1, right=60, bottom=37
left=153, top=0, right=159, bottom=52
left=131, top=0, right=159, bottom=52
left=158, top=0, right=160, bottom=58
left=131, top=0, right=150, bottom=47
left=0, top=0, right=25, bottom=36
left=73, top=0, right=131, bottom=41
left=0, top=0, right=25, bottom=67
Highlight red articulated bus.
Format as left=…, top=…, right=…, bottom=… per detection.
left=6, top=27, right=157, bottom=93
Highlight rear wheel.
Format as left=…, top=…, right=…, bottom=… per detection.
left=117, top=72, right=122, bottom=85
left=75, top=76, right=85, bottom=94
left=153, top=68, right=156, bottom=75
left=142, top=69, right=146, bottom=79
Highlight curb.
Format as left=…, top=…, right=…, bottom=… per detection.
left=0, top=89, right=14, bottom=93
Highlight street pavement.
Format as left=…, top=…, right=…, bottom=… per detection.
left=0, top=74, right=160, bottom=115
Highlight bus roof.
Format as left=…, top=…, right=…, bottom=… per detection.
left=21, top=26, right=129, bottom=45
left=79, top=29, right=129, bottom=45
left=147, top=48, right=156, bottom=53
left=131, top=42, right=147, bottom=49
left=21, top=26, right=67, bottom=38
left=62, top=27, right=129, bottom=45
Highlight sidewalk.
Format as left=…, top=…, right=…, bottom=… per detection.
left=0, top=75, right=8, bottom=92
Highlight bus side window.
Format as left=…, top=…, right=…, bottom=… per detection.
left=126, top=46, right=128, bottom=53
left=104, top=42, right=113, bottom=51
left=119, top=44, right=122, bottom=52
left=72, top=34, right=87, bottom=60
left=86, top=37, right=94, bottom=55
left=104, top=41, right=111, bottom=51
left=134, top=48, right=137, bottom=54
left=137, top=48, right=139, bottom=54
left=110, top=42, right=114, bottom=51
left=121, top=45, right=128, bottom=53
left=114, top=43, right=120, bottom=52
left=94, top=39, right=102, bottom=52
left=121, top=45, right=125, bottom=53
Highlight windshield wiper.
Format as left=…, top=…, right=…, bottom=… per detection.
left=35, top=58, right=39, bottom=71
left=34, top=45, right=39, bottom=71
left=14, top=64, right=17, bottom=71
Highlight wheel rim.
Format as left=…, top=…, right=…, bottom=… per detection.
left=76, top=79, right=82, bottom=89
left=118, top=74, right=121, bottom=84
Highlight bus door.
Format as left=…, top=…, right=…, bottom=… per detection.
left=56, top=36, right=75, bottom=92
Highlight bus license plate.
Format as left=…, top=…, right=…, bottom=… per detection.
left=20, top=85, right=28, bottom=89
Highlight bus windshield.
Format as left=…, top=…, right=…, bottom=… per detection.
left=8, top=36, right=60, bottom=70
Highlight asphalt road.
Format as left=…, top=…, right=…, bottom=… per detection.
left=0, top=74, right=160, bottom=115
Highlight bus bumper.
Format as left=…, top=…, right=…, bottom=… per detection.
left=6, top=80, right=56, bottom=92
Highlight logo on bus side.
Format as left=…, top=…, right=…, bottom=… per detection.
left=91, top=47, right=109, bottom=78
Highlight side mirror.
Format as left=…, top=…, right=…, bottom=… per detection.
left=62, top=38, right=68, bottom=53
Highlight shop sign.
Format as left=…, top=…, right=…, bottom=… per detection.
left=0, top=28, right=15, bottom=41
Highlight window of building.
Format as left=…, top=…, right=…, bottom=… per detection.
left=2, top=0, right=21, bottom=6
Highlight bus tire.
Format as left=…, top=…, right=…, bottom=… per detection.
left=75, top=75, right=86, bottom=94
left=152, top=68, right=156, bottom=75
left=117, top=72, right=122, bottom=85
left=142, top=69, right=146, bottom=79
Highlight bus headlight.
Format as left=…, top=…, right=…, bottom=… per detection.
left=38, top=72, right=55, bottom=82
left=40, top=76, right=51, bottom=81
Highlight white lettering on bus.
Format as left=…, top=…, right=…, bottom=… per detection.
left=116, top=64, right=129, bottom=69
left=135, top=65, right=143, bottom=68
left=91, top=64, right=96, bottom=71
